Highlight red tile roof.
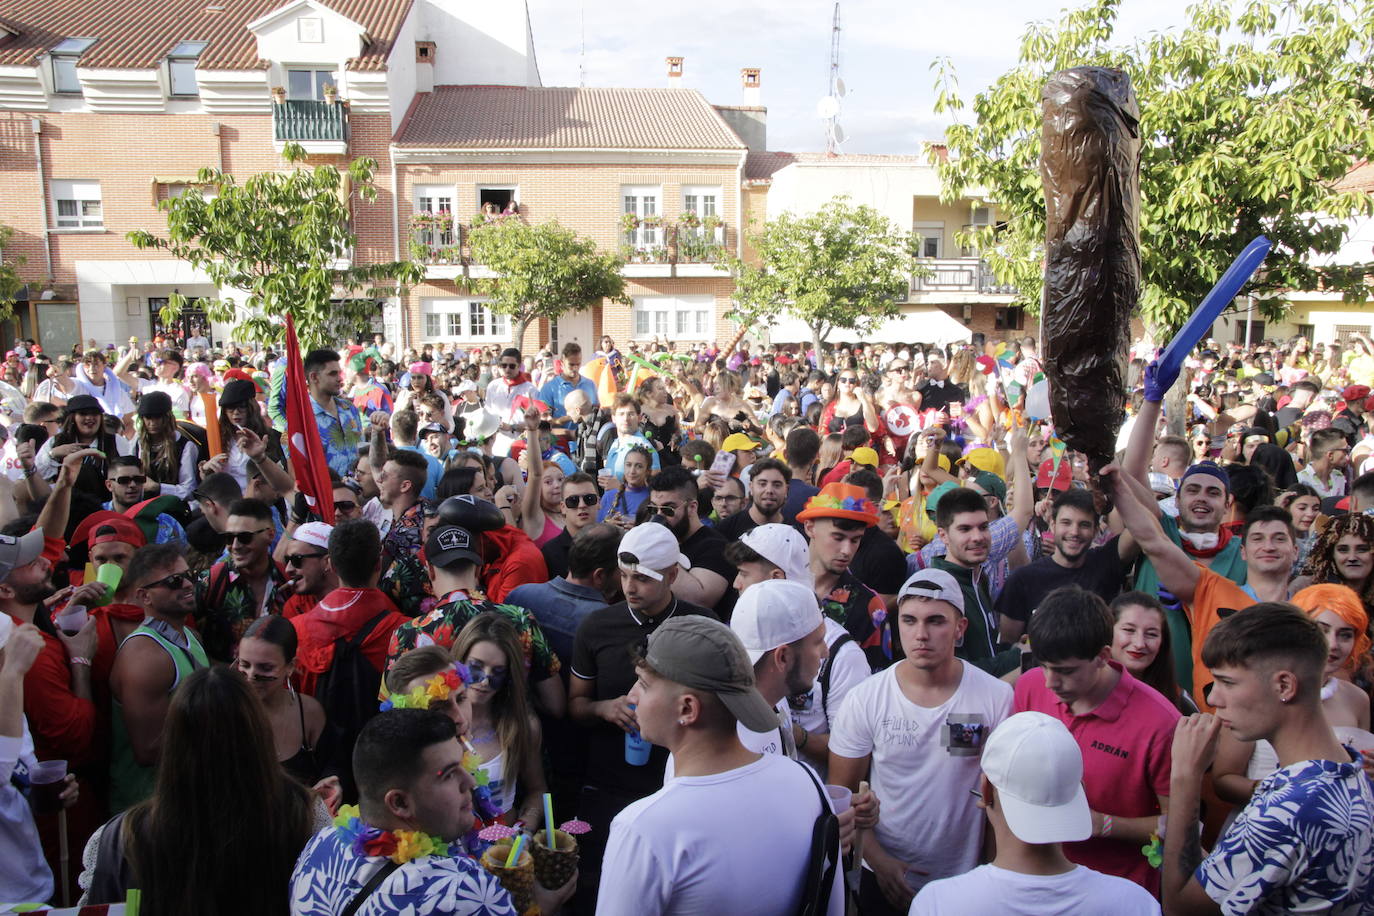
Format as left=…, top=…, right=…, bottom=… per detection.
left=744, top=150, right=929, bottom=182
left=0, top=0, right=410, bottom=72
left=394, top=86, right=747, bottom=150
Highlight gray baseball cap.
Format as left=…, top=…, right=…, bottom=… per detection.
left=0, top=530, right=44, bottom=584
left=642, top=617, right=778, bottom=733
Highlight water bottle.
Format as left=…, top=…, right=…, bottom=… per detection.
left=624, top=703, right=651, bottom=766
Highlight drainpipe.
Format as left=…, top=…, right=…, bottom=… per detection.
left=31, top=118, right=53, bottom=281
left=389, top=145, right=406, bottom=347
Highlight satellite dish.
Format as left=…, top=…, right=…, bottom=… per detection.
left=816, top=96, right=840, bottom=119
left=833, top=124, right=846, bottom=143
left=835, top=78, right=847, bottom=98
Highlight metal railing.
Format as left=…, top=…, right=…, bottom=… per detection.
left=911, top=257, right=1016, bottom=295
left=273, top=99, right=347, bottom=143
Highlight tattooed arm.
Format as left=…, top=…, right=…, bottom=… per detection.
left=1162, top=715, right=1223, bottom=916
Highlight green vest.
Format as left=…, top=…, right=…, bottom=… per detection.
left=108, top=623, right=209, bottom=813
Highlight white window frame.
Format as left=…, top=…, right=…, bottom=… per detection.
left=49, top=38, right=95, bottom=95
left=631, top=295, right=714, bottom=342
left=680, top=186, right=720, bottom=220
left=622, top=185, right=662, bottom=251
left=414, top=185, right=456, bottom=248
left=286, top=67, right=336, bottom=100
left=421, top=299, right=509, bottom=342
left=52, top=180, right=103, bottom=229
left=913, top=221, right=944, bottom=259
left=167, top=41, right=207, bottom=97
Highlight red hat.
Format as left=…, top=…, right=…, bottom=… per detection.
left=1343, top=385, right=1370, bottom=402
left=73, top=511, right=146, bottom=550
left=1035, top=458, right=1073, bottom=491
left=796, top=482, right=880, bottom=527
left=222, top=368, right=254, bottom=384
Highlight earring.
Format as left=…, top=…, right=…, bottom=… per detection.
left=678, top=718, right=687, bottom=726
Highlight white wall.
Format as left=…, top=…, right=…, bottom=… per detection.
left=419, top=0, right=541, bottom=87
left=386, top=5, right=421, bottom=134
left=766, top=162, right=943, bottom=227
left=253, top=2, right=365, bottom=93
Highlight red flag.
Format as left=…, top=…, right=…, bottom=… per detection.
left=284, top=315, right=335, bottom=525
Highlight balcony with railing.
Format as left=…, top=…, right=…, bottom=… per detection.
left=620, top=216, right=728, bottom=277
left=272, top=99, right=348, bottom=153
left=911, top=258, right=1016, bottom=298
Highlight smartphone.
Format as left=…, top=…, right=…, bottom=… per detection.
left=710, top=450, right=737, bottom=477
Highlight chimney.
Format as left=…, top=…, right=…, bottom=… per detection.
left=741, top=68, right=761, bottom=105
left=667, top=56, right=684, bottom=88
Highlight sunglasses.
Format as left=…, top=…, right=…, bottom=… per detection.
left=466, top=660, right=508, bottom=689
left=333, top=500, right=358, bottom=513
left=144, top=571, right=193, bottom=590
left=284, top=551, right=327, bottom=568
left=838, top=377, right=857, bottom=384
left=111, top=475, right=147, bottom=486
left=501, top=362, right=520, bottom=370
left=648, top=502, right=686, bottom=517
left=564, top=493, right=598, bottom=508
left=226, top=527, right=272, bottom=545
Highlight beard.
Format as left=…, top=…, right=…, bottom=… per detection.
left=12, top=578, right=56, bottom=606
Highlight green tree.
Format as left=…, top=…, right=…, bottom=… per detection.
left=933, top=0, right=1374, bottom=336
left=0, top=225, right=23, bottom=319
left=464, top=216, right=629, bottom=348
left=726, top=196, right=918, bottom=359
left=127, top=143, right=423, bottom=349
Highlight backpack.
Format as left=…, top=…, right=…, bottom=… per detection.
left=794, top=761, right=841, bottom=916
left=313, top=611, right=392, bottom=800
left=817, top=633, right=855, bottom=724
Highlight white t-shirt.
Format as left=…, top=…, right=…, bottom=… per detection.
left=909, top=863, right=1161, bottom=915
left=139, top=378, right=192, bottom=417
left=829, top=661, right=1012, bottom=891
left=599, top=754, right=844, bottom=916
left=665, top=702, right=791, bottom=783
left=793, top=618, right=870, bottom=735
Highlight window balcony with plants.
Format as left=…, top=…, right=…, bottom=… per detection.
left=618, top=213, right=728, bottom=275
left=620, top=213, right=671, bottom=264
left=409, top=212, right=463, bottom=265
left=675, top=211, right=725, bottom=264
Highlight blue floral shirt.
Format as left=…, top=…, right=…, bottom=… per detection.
left=312, top=395, right=364, bottom=478
left=1198, top=752, right=1374, bottom=914
left=290, top=826, right=517, bottom=916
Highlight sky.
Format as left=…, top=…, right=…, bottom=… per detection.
left=524, top=0, right=1198, bottom=155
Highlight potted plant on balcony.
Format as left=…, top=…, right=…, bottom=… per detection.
left=619, top=212, right=641, bottom=234
left=271, top=86, right=286, bottom=104
left=323, top=84, right=338, bottom=104
left=678, top=210, right=701, bottom=228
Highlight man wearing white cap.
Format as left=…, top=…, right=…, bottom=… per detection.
left=725, top=526, right=868, bottom=773
left=830, top=567, right=1013, bottom=916
left=910, top=712, right=1160, bottom=914
left=278, top=521, right=338, bottom=620
left=568, top=522, right=717, bottom=910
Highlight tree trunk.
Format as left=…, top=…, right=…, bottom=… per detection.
left=811, top=322, right=826, bottom=372
left=514, top=316, right=530, bottom=352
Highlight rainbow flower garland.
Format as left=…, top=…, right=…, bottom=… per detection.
left=333, top=804, right=455, bottom=864
left=380, top=663, right=471, bottom=711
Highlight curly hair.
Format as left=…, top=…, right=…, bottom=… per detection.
left=1302, top=512, right=1374, bottom=607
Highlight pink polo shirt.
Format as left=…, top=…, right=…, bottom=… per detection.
left=1014, top=661, right=1179, bottom=896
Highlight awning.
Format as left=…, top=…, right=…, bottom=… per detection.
left=763, top=306, right=972, bottom=346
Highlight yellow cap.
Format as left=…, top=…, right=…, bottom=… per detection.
left=721, top=433, right=758, bottom=453
left=851, top=447, right=880, bottom=468
left=961, top=447, right=1004, bottom=477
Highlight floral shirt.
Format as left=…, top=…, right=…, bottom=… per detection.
left=819, top=570, right=887, bottom=671
left=194, top=561, right=289, bottom=662
left=312, top=394, right=364, bottom=478
left=385, top=589, right=560, bottom=683
left=380, top=502, right=431, bottom=618
left=1198, top=752, right=1374, bottom=914
left=290, top=825, right=515, bottom=916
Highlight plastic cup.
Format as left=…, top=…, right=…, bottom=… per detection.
left=55, top=605, right=87, bottom=636
left=625, top=728, right=651, bottom=766
left=824, top=784, right=852, bottom=814
left=530, top=828, right=579, bottom=889
left=95, top=562, right=123, bottom=600
left=30, top=759, right=66, bottom=815
left=480, top=840, right=536, bottom=913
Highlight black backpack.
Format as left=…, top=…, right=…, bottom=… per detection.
left=795, top=761, right=841, bottom=916
left=313, top=612, right=392, bottom=800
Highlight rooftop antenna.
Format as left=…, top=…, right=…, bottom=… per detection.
left=816, top=2, right=846, bottom=155
left=579, top=1, right=586, bottom=87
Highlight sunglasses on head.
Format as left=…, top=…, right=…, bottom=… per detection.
left=564, top=493, right=598, bottom=508
left=284, top=551, right=327, bottom=568
left=226, top=527, right=272, bottom=545
left=144, top=571, right=192, bottom=591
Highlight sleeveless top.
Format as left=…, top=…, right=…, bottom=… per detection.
left=534, top=514, right=562, bottom=549
left=476, top=750, right=514, bottom=818
left=280, top=685, right=319, bottom=786
left=109, top=622, right=209, bottom=812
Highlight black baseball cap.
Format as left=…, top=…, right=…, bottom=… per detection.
left=425, top=524, right=483, bottom=569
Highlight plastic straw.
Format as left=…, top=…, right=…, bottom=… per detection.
left=504, top=833, right=525, bottom=868
left=543, top=793, right=556, bottom=848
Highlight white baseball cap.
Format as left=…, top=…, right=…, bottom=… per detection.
left=739, top=524, right=813, bottom=587
left=292, top=521, right=333, bottom=551
left=731, top=579, right=823, bottom=664
left=618, top=523, right=690, bottom=581
left=457, top=379, right=478, bottom=394
left=897, top=568, right=964, bottom=615
left=981, top=712, right=1091, bottom=844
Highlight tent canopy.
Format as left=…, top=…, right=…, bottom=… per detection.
left=764, top=306, right=972, bottom=347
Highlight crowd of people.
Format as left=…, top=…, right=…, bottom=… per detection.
left=1, top=326, right=1374, bottom=914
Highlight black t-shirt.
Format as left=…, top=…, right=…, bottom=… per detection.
left=916, top=380, right=967, bottom=413
left=1275, top=406, right=1303, bottom=429
left=994, top=535, right=1126, bottom=624
left=681, top=523, right=738, bottom=620
left=714, top=508, right=761, bottom=542
left=849, top=526, right=907, bottom=597
left=570, top=598, right=717, bottom=798
left=782, top=478, right=820, bottom=525
left=541, top=528, right=573, bottom=580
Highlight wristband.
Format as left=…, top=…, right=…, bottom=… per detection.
left=796, top=727, right=810, bottom=750
left=1100, top=814, right=1114, bottom=838
left=69, top=656, right=92, bottom=667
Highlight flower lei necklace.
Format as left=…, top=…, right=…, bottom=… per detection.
left=380, top=663, right=470, bottom=712
left=333, top=804, right=455, bottom=864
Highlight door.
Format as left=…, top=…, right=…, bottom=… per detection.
left=554, top=309, right=595, bottom=353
